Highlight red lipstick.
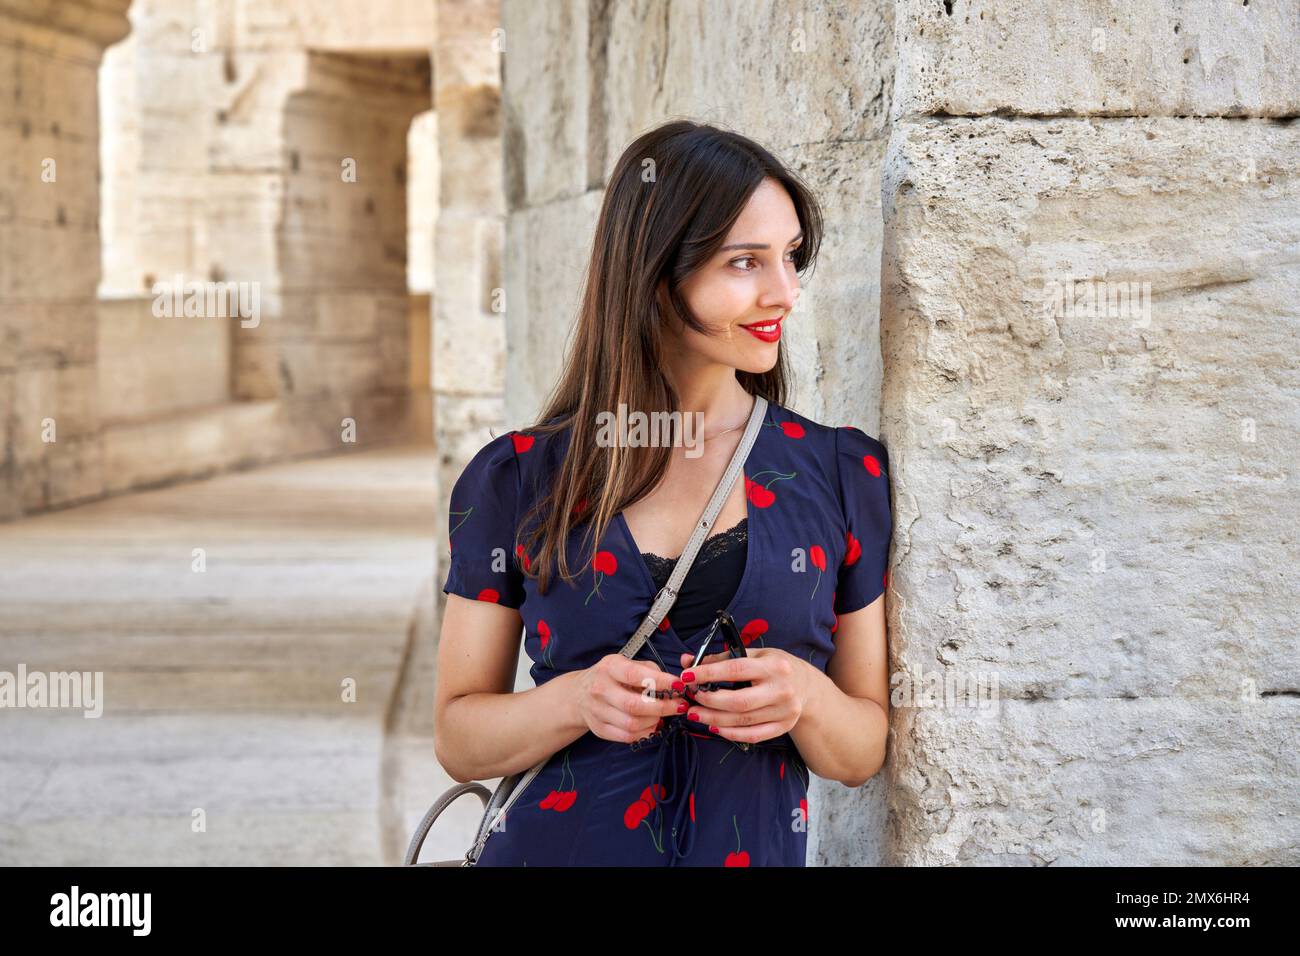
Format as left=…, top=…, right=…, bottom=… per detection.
left=740, top=315, right=783, bottom=343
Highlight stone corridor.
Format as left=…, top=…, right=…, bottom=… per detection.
left=0, top=445, right=462, bottom=865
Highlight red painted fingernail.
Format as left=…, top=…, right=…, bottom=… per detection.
left=688, top=712, right=699, bottom=722
left=672, top=680, right=684, bottom=691
left=677, top=702, right=688, bottom=713
left=682, top=671, right=695, bottom=682
left=709, top=725, right=719, bottom=734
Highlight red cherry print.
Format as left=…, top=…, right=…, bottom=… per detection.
left=746, top=469, right=795, bottom=507
left=799, top=798, right=809, bottom=823
left=625, top=795, right=667, bottom=854
left=779, top=760, right=785, bottom=780
left=585, top=550, right=618, bottom=605
left=624, top=799, right=650, bottom=828
left=538, top=619, right=557, bottom=668
left=780, top=422, right=805, bottom=439
left=515, top=543, right=531, bottom=571
left=511, top=432, right=534, bottom=454
left=476, top=588, right=500, bottom=603
left=745, top=477, right=776, bottom=508
left=863, top=454, right=881, bottom=477
left=689, top=791, right=695, bottom=822
left=658, top=617, right=670, bottom=632
left=844, top=531, right=862, bottom=566
left=740, top=619, right=767, bottom=647
left=724, top=813, right=749, bottom=866
left=809, top=544, right=826, bottom=599
left=810, top=545, right=826, bottom=572
left=883, top=570, right=889, bottom=589
left=540, top=751, right=578, bottom=811
left=641, top=783, right=666, bottom=809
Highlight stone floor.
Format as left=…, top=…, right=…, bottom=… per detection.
left=0, top=444, right=467, bottom=865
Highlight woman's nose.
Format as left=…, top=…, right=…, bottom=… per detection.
left=764, top=272, right=799, bottom=311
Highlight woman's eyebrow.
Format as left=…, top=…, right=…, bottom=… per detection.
left=719, top=230, right=804, bottom=252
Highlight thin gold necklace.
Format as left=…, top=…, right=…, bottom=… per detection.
left=703, top=420, right=744, bottom=441
left=699, top=395, right=756, bottom=442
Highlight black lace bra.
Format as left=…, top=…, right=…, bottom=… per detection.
left=639, top=517, right=747, bottom=644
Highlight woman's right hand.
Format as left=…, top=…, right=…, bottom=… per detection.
left=573, top=655, right=688, bottom=744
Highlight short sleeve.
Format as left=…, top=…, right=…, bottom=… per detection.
left=833, top=425, right=893, bottom=615
left=442, top=431, right=527, bottom=609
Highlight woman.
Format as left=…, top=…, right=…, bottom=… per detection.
left=435, top=120, right=892, bottom=866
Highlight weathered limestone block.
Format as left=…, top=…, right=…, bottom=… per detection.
left=603, top=0, right=892, bottom=186
left=101, top=400, right=283, bottom=494
left=880, top=114, right=1299, bottom=864
left=783, top=137, right=892, bottom=428
left=433, top=213, right=506, bottom=394
left=500, top=0, right=591, bottom=209
left=0, top=0, right=132, bottom=517
left=503, top=189, right=602, bottom=423
left=893, top=0, right=1300, bottom=119
left=892, top=698, right=1297, bottom=865
left=97, top=296, right=232, bottom=423
left=231, top=0, right=437, bottom=53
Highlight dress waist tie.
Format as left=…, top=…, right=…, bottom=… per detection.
left=642, top=716, right=797, bottom=862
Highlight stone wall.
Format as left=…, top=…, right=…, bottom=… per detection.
left=2, top=0, right=443, bottom=520
left=0, top=0, right=132, bottom=520
left=880, top=1, right=1298, bottom=864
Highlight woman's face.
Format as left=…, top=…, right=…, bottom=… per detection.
left=671, top=177, right=803, bottom=375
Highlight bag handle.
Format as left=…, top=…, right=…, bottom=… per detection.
left=403, top=782, right=490, bottom=866
left=456, top=394, right=768, bottom=866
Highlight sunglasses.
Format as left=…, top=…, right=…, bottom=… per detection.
left=687, top=609, right=753, bottom=751
left=631, top=609, right=754, bottom=753
left=690, top=609, right=751, bottom=692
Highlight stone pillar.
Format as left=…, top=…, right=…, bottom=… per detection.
left=431, top=0, right=505, bottom=585
left=880, top=0, right=1300, bottom=865
left=0, top=0, right=132, bottom=519
left=270, top=49, right=430, bottom=448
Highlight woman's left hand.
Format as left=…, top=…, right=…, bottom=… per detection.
left=676, top=649, right=811, bottom=744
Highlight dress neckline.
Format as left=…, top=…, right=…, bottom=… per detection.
left=613, top=403, right=770, bottom=651
left=641, top=515, right=747, bottom=564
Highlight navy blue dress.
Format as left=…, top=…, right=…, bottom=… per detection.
left=441, top=399, right=893, bottom=866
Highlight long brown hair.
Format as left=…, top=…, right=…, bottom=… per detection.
left=513, top=119, right=824, bottom=596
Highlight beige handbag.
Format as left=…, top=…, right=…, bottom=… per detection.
left=404, top=395, right=769, bottom=866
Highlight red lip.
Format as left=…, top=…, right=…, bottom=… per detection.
left=740, top=316, right=783, bottom=342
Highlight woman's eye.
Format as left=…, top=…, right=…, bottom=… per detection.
left=731, top=249, right=799, bottom=272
